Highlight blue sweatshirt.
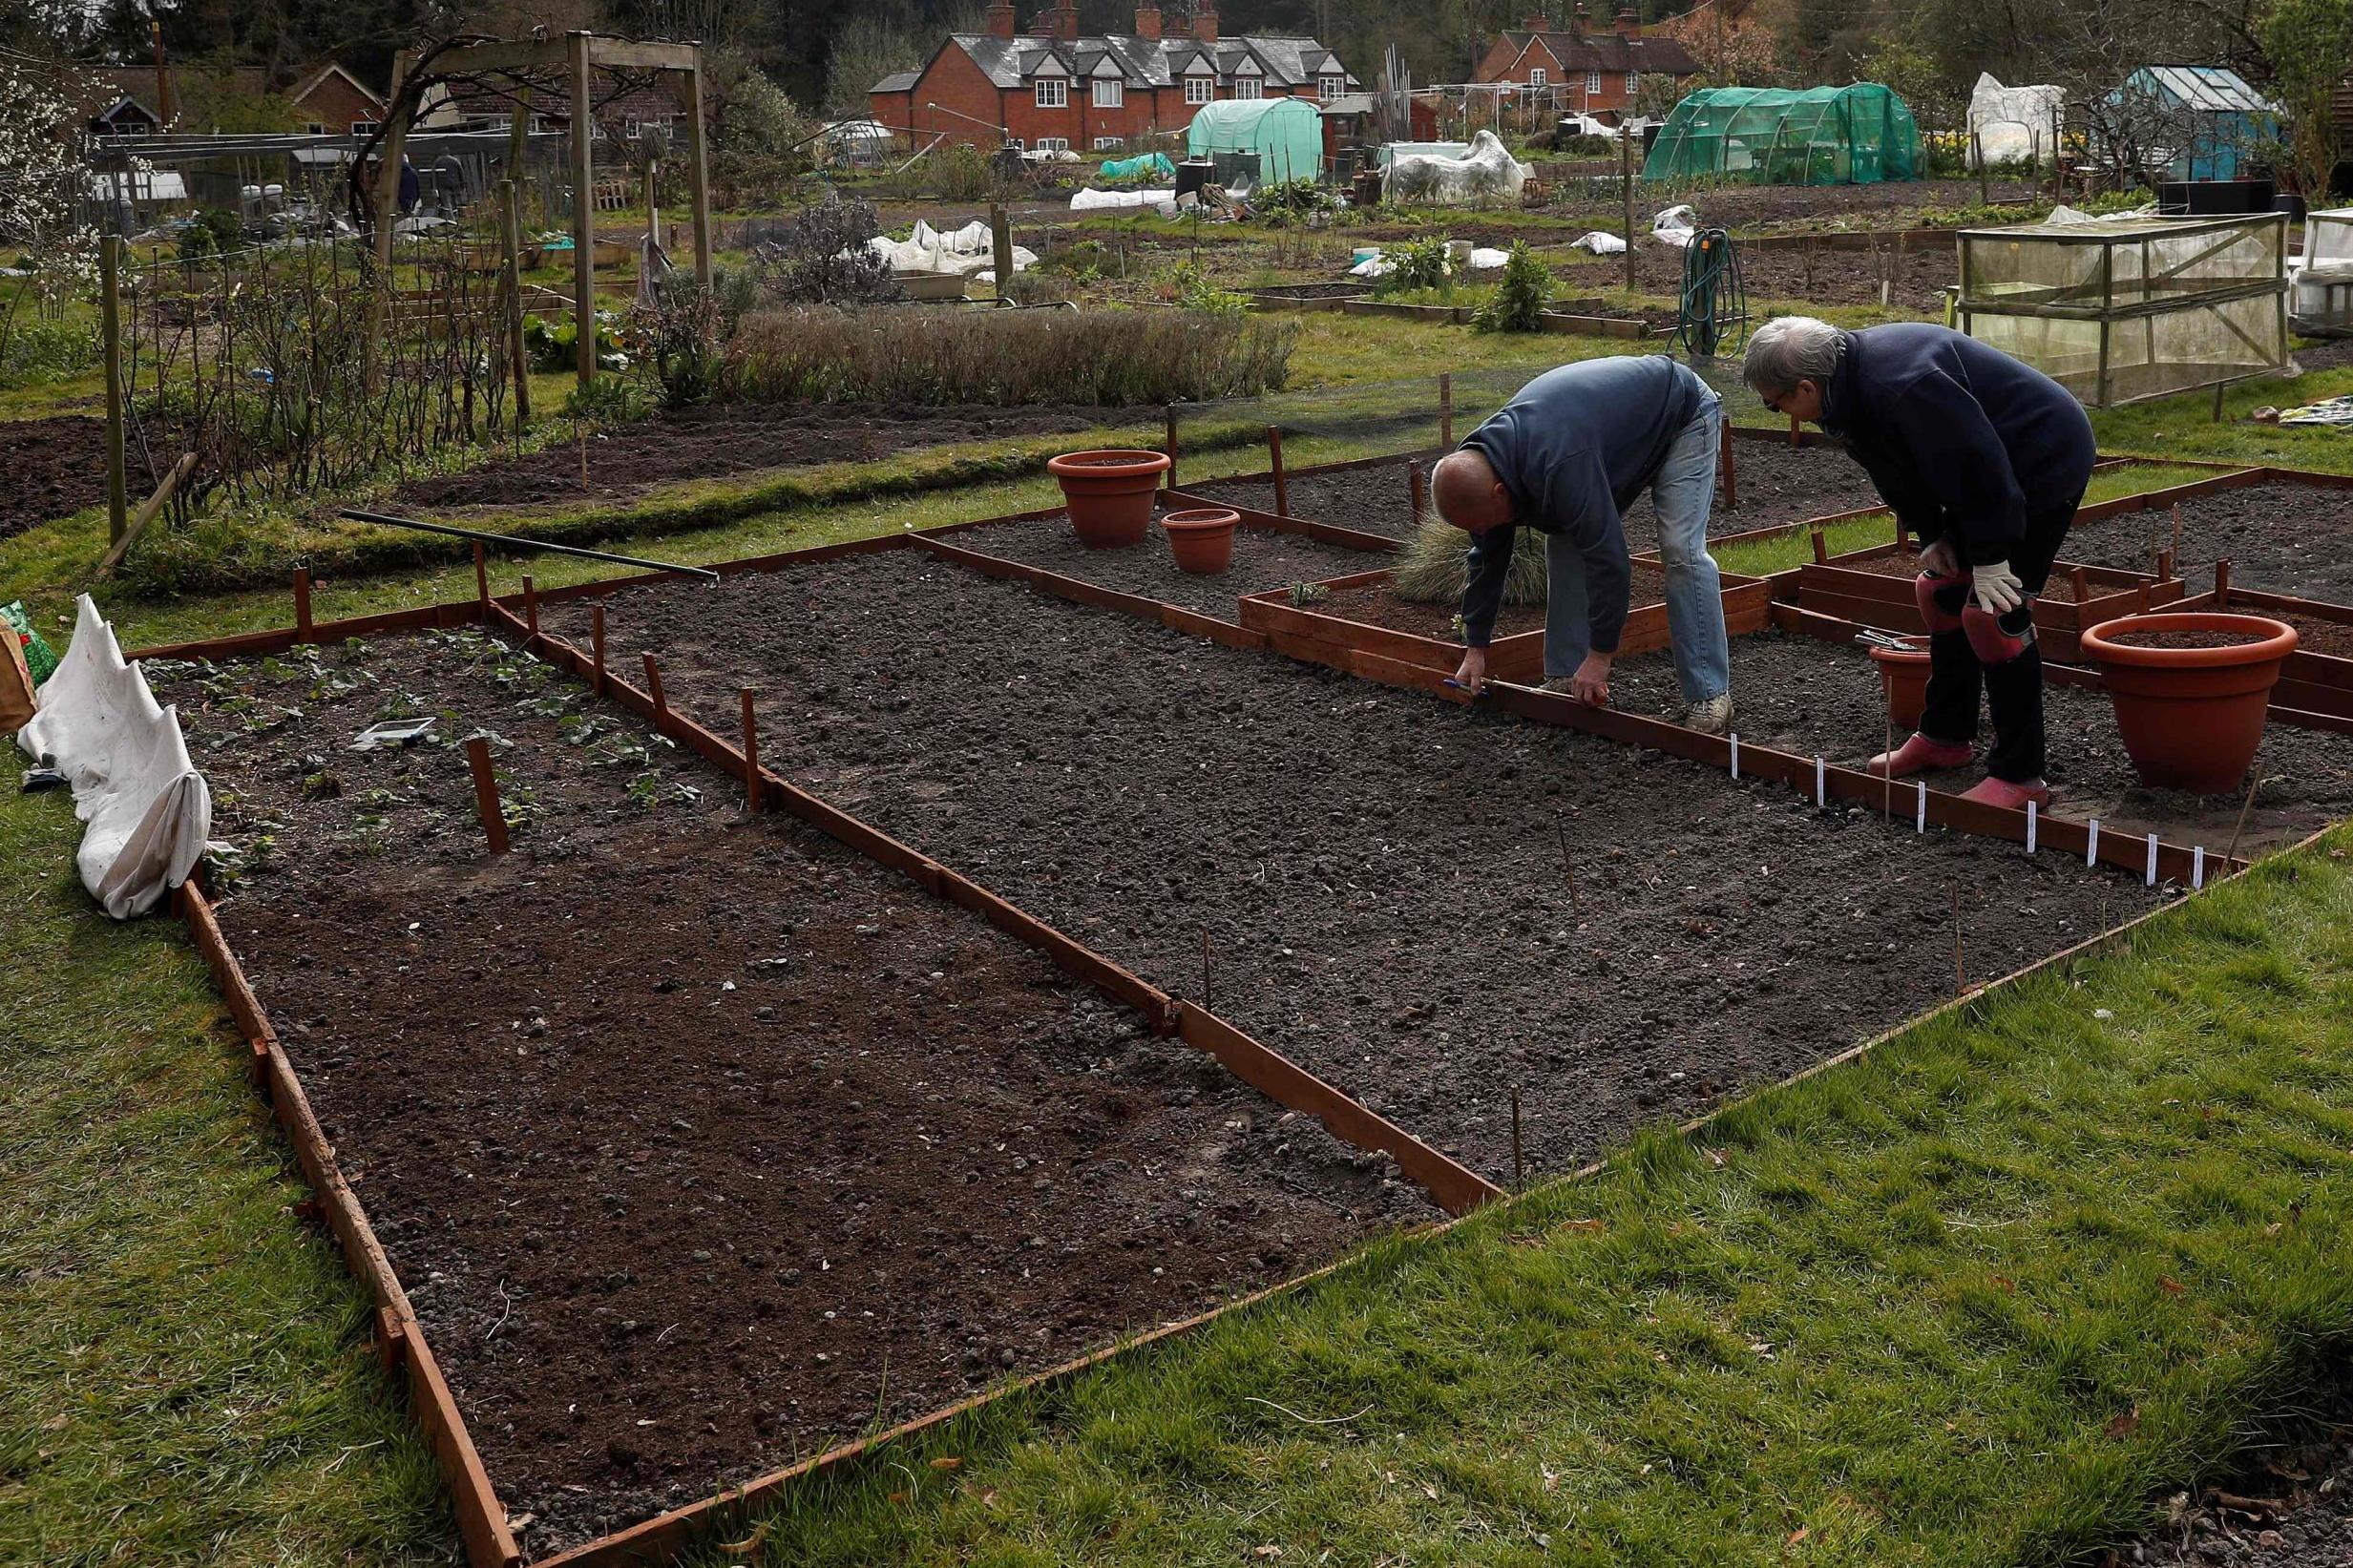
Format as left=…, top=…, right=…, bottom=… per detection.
left=1821, top=324, right=2096, bottom=567
left=1457, top=355, right=1705, bottom=652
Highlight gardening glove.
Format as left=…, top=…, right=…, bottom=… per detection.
left=1970, top=560, right=2025, bottom=616
left=1916, top=536, right=1960, bottom=578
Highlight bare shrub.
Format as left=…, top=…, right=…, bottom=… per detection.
left=739, top=193, right=906, bottom=306
left=724, top=306, right=1297, bottom=407
left=1391, top=512, right=1548, bottom=605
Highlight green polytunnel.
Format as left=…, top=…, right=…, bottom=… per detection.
left=1642, top=83, right=1922, bottom=186
left=1185, top=97, right=1325, bottom=186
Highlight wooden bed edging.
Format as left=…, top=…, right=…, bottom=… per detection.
left=177, top=883, right=522, bottom=1568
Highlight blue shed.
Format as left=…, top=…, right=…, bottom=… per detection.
left=2110, top=66, right=2280, bottom=182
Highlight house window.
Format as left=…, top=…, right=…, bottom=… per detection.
left=1233, top=75, right=1262, bottom=100
left=1094, top=136, right=1123, bottom=149
left=352, top=119, right=378, bottom=136
left=1036, top=78, right=1067, bottom=108
left=624, top=116, right=641, bottom=137
left=1627, top=72, right=1640, bottom=94
left=1186, top=74, right=1213, bottom=104
left=1530, top=68, right=1548, bottom=89
left=1320, top=73, right=1345, bottom=99
left=1586, top=69, right=1602, bottom=94
left=305, top=120, right=325, bottom=134
left=1036, top=136, right=1070, bottom=151
left=1093, top=77, right=1123, bottom=108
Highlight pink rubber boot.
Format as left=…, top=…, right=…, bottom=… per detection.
left=1959, top=775, right=2051, bottom=810
left=1866, top=733, right=1974, bottom=778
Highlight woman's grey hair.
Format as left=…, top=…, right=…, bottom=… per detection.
left=1742, top=315, right=1845, bottom=397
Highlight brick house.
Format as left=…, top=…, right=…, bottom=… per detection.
left=80, top=61, right=388, bottom=136
left=416, top=72, right=687, bottom=146
left=868, top=1, right=1358, bottom=155
left=1472, top=7, right=1702, bottom=123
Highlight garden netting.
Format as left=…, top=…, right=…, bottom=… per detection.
left=1642, top=84, right=1921, bottom=186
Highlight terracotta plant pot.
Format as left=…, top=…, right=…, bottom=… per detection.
left=1160, top=508, right=1241, bottom=575
left=1867, top=638, right=1932, bottom=730
left=2077, top=612, right=2299, bottom=793
left=1047, top=449, right=1171, bottom=550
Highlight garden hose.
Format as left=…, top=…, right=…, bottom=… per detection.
left=1674, top=227, right=1748, bottom=361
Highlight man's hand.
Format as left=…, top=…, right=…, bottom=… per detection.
left=1970, top=560, right=2024, bottom=615
left=1451, top=646, right=1488, bottom=696
left=1569, top=651, right=1613, bottom=706
left=1917, top=536, right=1961, bottom=577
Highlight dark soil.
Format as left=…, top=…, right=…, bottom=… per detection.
left=1540, top=178, right=2044, bottom=234
left=953, top=512, right=1389, bottom=622
left=1560, top=236, right=1958, bottom=312
left=1181, top=440, right=1879, bottom=550
left=1607, top=629, right=2353, bottom=853
left=2265, top=610, right=2353, bottom=660
left=389, top=403, right=1139, bottom=512
left=1840, top=548, right=2109, bottom=602
left=150, top=632, right=1424, bottom=1555
left=0, top=413, right=182, bottom=539
left=2132, top=1402, right=2353, bottom=1565
left=1315, top=560, right=1670, bottom=645
left=1253, top=282, right=1372, bottom=300
left=2106, top=626, right=2281, bottom=650
left=2064, top=484, right=2353, bottom=604
left=545, top=549, right=2169, bottom=1185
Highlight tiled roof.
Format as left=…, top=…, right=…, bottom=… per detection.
left=1502, top=29, right=1702, bottom=75
left=900, top=32, right=1357, bottom=94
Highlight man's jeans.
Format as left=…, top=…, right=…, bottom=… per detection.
left=1542, top=394, right=1732, bottom=704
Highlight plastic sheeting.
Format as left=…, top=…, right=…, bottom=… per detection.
left=867, top=219, right=1037, bottom=277
left=1185, top=97, right=1325, bottom=186
left=1651, top=203, right=1699, bottom=248
left=1068, top=187, right=1178, bottom=214
left=1382, top=130, right=1528, bottom=206
left=1100, top=152, right=1176, bottom=181
left=15, top=596, right=210, bottom=919
left=1571, top=230, right=1628, bottom=255
left=1644, top=84, right=1920, bottom=185
left=1966, top=74, right=2064, bottom=166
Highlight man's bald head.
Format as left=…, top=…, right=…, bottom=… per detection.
left=1431, top=448, right=1515, bottom=535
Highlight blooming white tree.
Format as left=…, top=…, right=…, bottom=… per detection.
left=0, top=56, right=98, bottom=292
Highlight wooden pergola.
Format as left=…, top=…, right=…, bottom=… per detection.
left=375, top=31, right=713, bottom=390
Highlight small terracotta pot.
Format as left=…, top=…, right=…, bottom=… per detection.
left=1160, top=507, right=1241, bottom=575
left=1867, top=638, right=1932, bottom=731
left=1047, top=448, right=1171, bottom=550
left=2077, top=612, right=2298, bottom=793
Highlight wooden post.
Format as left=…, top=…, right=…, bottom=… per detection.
left=1809, top=525, right=1828, bottom=564
left=2215, top=558, right=2232, bottom=604
left=100, top=234, right=127, bottom=545
left=1788, top=410, right=1801, bottom=446
left=990, top=201, right=1014, bottom=304
left=293, top=568, right=314, bottom=639
left=739, top=688, right=762, bottom=812
left=1164, top=404, right=1178, bottom=488
left=1439, top=371, right=1453, bottom=448
left=568, top=29, right=597, bottom=393
left=522, top=574, right=539, bottom=638
left=1267, top=426, right=1289, bottom=516
left=590, top=603, right=607, bottom=694
left=1718, top=415, right=1735, bottom=510
left=643, top=160, right=660, bottom=252
left=1620, top=132, right=1636, bottom=293
left=641, top=652, right=667, bottom=719
left=464, top=737, right=510, bottom=855
left=683, top=61, right=712, bottom=291
left=499, top=179, right=531, bottom=429
left=473, top=540, right=489, bottom=611
left=1973, top=132, right=1988, bottom=204
left=1409, top=460, right=1426, bottom=525
left=371, top=56, right=410, bottom=302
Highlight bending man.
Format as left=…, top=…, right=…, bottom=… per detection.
left=1742, top=317, right=2095, bottom=809
left=1433, top=355, right=1733, bottom=733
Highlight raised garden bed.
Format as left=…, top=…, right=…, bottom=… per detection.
left=539, top=550, right=2171, bottom=1189
left=1249, top=281, right=1374, bottom=312
left=1608, top=627, right=2353, bottom=854
left=1241, top=559, right=1773, bottom=683
left=935, top=509, right=1394, bottom=625
left=1796, top=540, right=2186, bottom=661
left=2152, top=575, right=2353, bottom=728
left=149, top=630, right=1436, bottom=1558
left=2060, top=475, right=2353, bottom=603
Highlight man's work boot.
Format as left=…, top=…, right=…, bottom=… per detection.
left=1866, top=733, right=1973, bottom=777
left=1684, top=692, right=1734, bottom=736
left=1959, top=774, right=2051, bottom=810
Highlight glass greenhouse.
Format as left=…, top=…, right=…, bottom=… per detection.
left=1640, top=84, right=1921, bottom=186
left=1956, top=212, right=2288, bottom=407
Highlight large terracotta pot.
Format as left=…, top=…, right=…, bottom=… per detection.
left=1867, top=638, right=1932, bottom=731
left=1160, top=508, right=1241, bottom=575
left=2077, top=612, right=2298, bottom=793
left=1047, top=449, right=1171, bottom=550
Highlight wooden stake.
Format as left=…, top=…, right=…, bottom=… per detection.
left=1268, top=426, right=1289, bottom=516
left=989, top=200, right=1014, bottom=304
left=2069, top=564, right=2090, bottom=604
left=1164, top=404, right=1179, bottom=488
left=1409, top=461, right=1426, bottom=526
left=1555, top=815, right=1579, bottom=910
left=740, top=688, right=761, bottom=812
left=1439, top=371, right=1454, bottom=448
left=1787, top=410, right=1801, bottom=447
left=2225, top=772, right=2262, bottom=869
left=590, top=604, right=607, bottom=695
left=293, top=567, right=313, bottom=640
left=1718, top=416, right=1735, bottom=511
left=499, top=178, right=531, bottom=429
left=1952, top=886, right=1965, bottom=993
left=522, top=574, right=538, bottom=638
left=641, top=652, right=667, bottom=720
left=100, top=234, right=128, bottom=546
left=473, top=540, right=489, bottom=611
left=96, top=451, right=195, bottom=576
left=465, top=736, right=510, bottom=854
left=1810, top=524, right=1828, bottom=564
left=2215, top=558, right=2232, bottom=604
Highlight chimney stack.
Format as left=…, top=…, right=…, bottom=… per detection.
left=1031, top=2, right=1079, bottom=40
left=985, top=0, right=1016, bottom=38
left=1571, top=2, right=1591, bottom=31
left=1192, top=0, right=1219, bottom=43
left=1615, top=6, right=1639, bottom=35
left=1523, top=10, right=1550, bottom=31
left=1135, top=4, right=1162, bottom=38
